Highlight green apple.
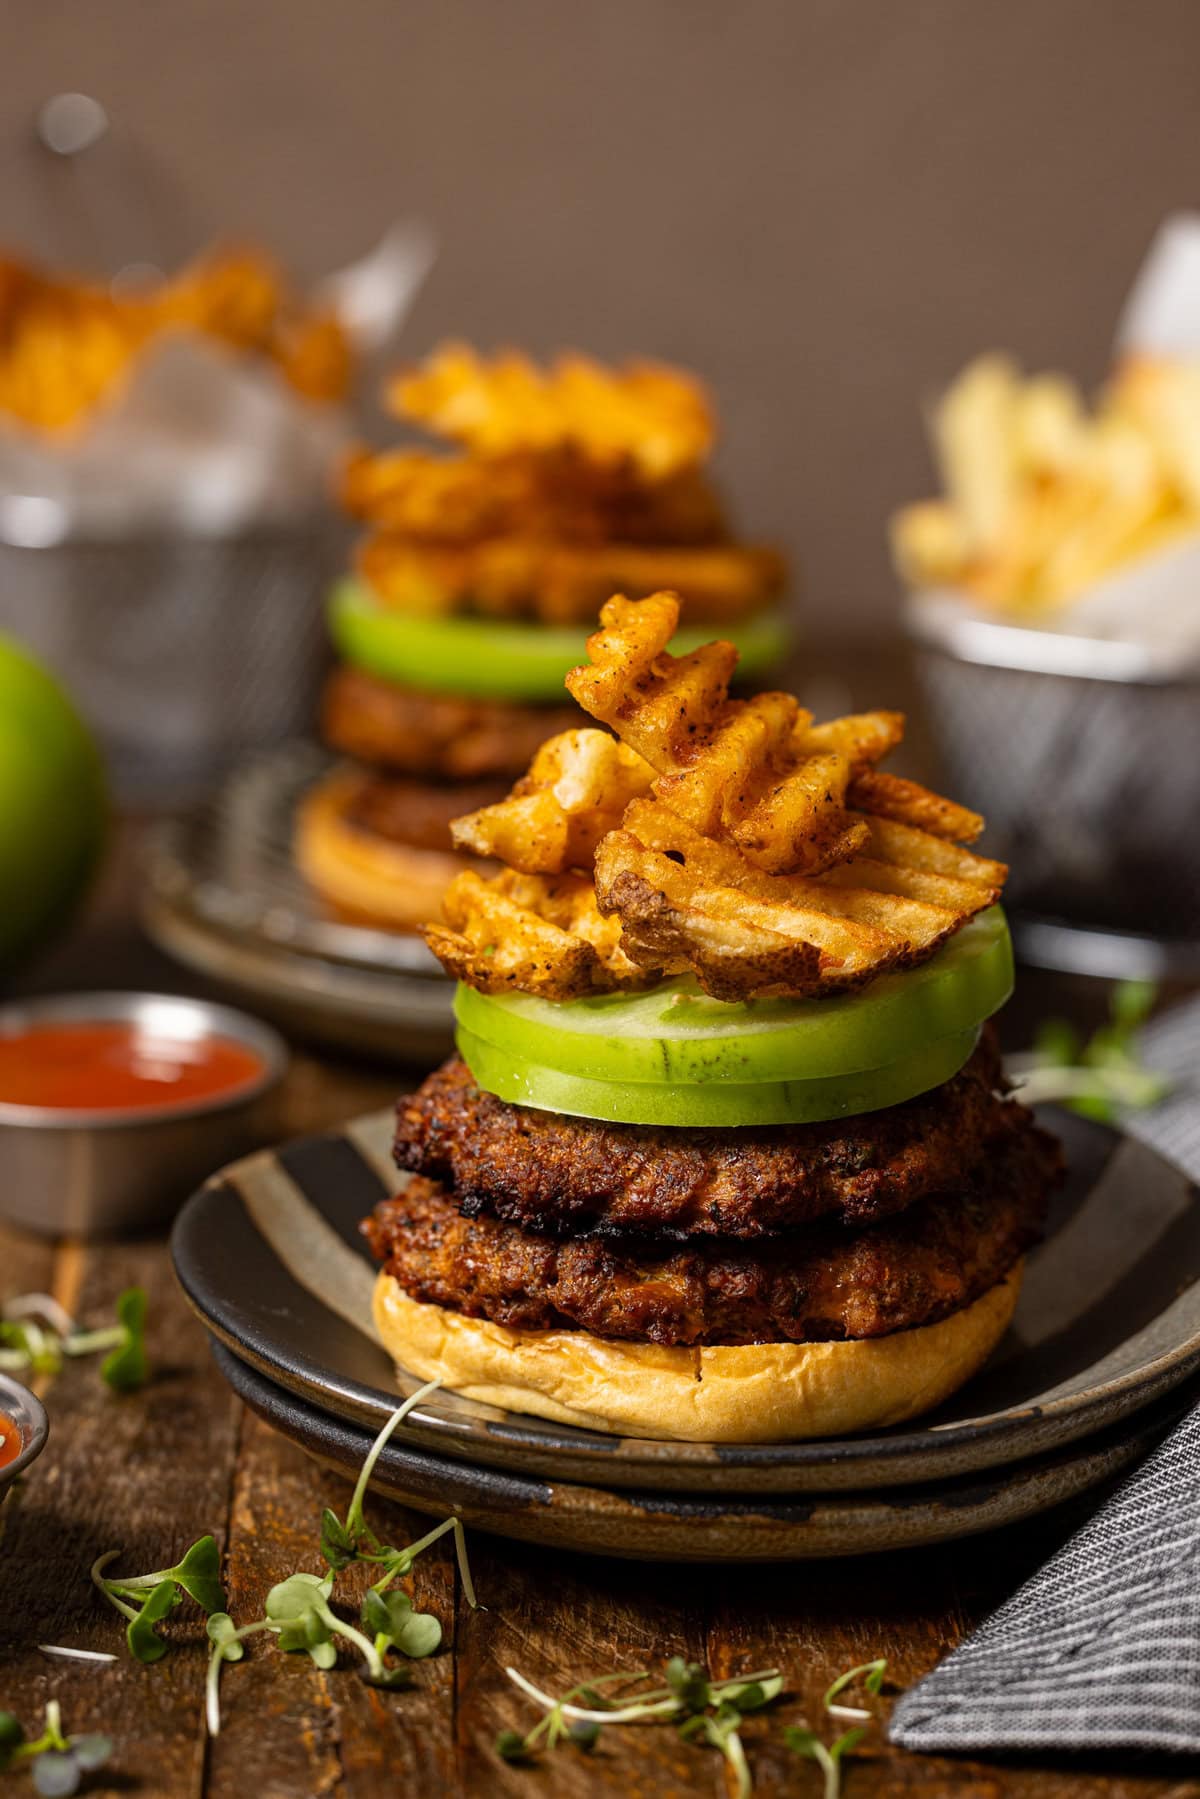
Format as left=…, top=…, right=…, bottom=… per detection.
left=0, top=634, right=107, bottom=968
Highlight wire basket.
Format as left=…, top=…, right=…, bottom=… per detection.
left=904, top=595, right=1200, bottom=959
left=0, top=525, right=341, bottom=804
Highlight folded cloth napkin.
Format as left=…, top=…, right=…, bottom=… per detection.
left=890, top=994, right=1200, bottom=1756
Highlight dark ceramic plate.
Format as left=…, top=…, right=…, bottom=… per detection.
left=214, top=1339, right=1190, bottom=1560
left=173, top=1106, right=1200, bottom=1494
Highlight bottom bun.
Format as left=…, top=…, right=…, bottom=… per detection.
left=295, top=770, right=465, bottom=931
left=372, top=1264, right=1023, bottom=1443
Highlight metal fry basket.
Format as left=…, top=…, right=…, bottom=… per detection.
left=904, top=594, right=1200, bottom=974
left=0, top=523, right=340, bottom=804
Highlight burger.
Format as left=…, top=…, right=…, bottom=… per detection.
left=296, top=344, right=788, bottom=931
left=362, top=592, right=1062, bottom=1441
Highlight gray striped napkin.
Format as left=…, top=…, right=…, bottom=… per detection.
left=890, top=993, right=1200, bottom=1756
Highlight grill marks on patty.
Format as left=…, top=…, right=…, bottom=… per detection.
left=365, top=1119, right=1059, bottom=1347
left=393, top=1036, right=1024, bottom=1239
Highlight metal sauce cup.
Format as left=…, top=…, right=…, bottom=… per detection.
left=0, top=1373, right=49, bottom=1496
left=0, top=993, right=287, bottom=1238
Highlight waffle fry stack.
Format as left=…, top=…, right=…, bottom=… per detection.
left=430, top=591, right=1005, bottom=1000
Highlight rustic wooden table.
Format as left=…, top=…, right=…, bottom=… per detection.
left=0, top=830, right=1195, bottom=1799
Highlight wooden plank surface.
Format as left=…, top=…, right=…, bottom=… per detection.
left=1, top=832, right=1197, bottom=1796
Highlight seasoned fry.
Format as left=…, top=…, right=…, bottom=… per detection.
left=390, top=343, right=714, bottom=477
left=593, top=798, right=1001, bottom=1000
left=425, top=868, right=655, bottom=998
left=569, top=593, right=874, bottom=876
left=340, top=445, right=727, bottom=546
left=451, top=730, right=654, bottom=874
left=421, top=593, right=1006, bottom=1002
left=357, top=535, right=783, bottom=626
left=848, top=769, right=984, bottom=843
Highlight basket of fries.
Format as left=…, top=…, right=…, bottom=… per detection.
left=0, top=247, right=356, bottom=801
left=892, top=226, right=1200, bottom=959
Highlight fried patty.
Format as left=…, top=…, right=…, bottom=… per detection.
left=341, top=770, right=509, bottom=854
left=321, top=664, right=580, bottom=782
left=393, top=1035, right=1024, bottom=1239
left=366, top=1116, right=1058, bottom=1346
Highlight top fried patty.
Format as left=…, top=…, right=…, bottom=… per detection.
left=321, top=664, right=581, bottom=782
left=393, top=1034, right=1022, bottom=1240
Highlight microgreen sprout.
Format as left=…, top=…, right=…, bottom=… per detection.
left=202, top=1382, right=476, bottom=1735
left=498, top=1659, right=782, bottom=1794
left=0, top=1289, right=148, bottom=1392
left=90, top=1534, right=224, bottom=1663
left=1016, top=979, right=1170, bottom=1123
left=822, top=1657, right=887, bottom=1722
left=784, top=1725, right=866, bottom=1799
left=34, top=1650, right=115, bottom=1667
left=785, top=1655, right=889, bottom=1798
left=0, top=1702, right=112, bottom=1797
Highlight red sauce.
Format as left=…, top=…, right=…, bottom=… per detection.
left=0, top=1022, right=264, bottom=1113
left=0, top=1414, right=21, bottom=1470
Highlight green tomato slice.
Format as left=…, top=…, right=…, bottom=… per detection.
left=329, top=577, right=792, bottom=703
left=455, top=907, right=1012, bottom=1088
left=456, top=1024, right=981, bottom=1127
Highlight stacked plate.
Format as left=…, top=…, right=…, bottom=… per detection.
left=173, top=1104, right=1200, bottom=1562
left=141, top=743, right=454, bottom=1063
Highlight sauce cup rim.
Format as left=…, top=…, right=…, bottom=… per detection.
left=0, top=991, right=287, bottom=1130
left=0, top=1373, right=50, bottom=1487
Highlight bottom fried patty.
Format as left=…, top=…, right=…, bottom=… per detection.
left=365, top=1115, right=1059, bottom=1347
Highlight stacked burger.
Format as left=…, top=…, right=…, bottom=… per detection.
left=296, top=345, right=787, bottom=932
left=364, top=594, right=1061, bottom=1442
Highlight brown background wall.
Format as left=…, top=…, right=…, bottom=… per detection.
left=7, top=0, right=1200, bottom=642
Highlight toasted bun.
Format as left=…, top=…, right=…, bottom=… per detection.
left=295, top=770, right=464, bottom=931
left=372, top=1265, right=1023, bottom=1443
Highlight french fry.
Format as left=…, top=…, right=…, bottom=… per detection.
left=893, top=348, right=1200, bottom=612
left=932, top=353, right=1022, bottom=555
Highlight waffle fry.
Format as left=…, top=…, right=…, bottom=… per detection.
left=357, top=536, right=783, bottom=626
left=846, top=769, right=984, bottom=842
left=592, top=798, right=1003, bottom=1000
left=340, top=445, right=726, bottom=548
left=426, top=868, right=654, bottom=999
left=422, top=600, right=1007, bottom=1000
left=389, top=343, right=714, bottom=478
left=567, top=592, right=892, bottom=875
left=422, top=594, right=1005, bottom=1002
left=451, top=730, right=654, bottom=874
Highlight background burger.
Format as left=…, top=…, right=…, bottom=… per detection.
left=363, top=592, right=1061, bottom=1440
left=296, top=345, right=788, bottom=932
